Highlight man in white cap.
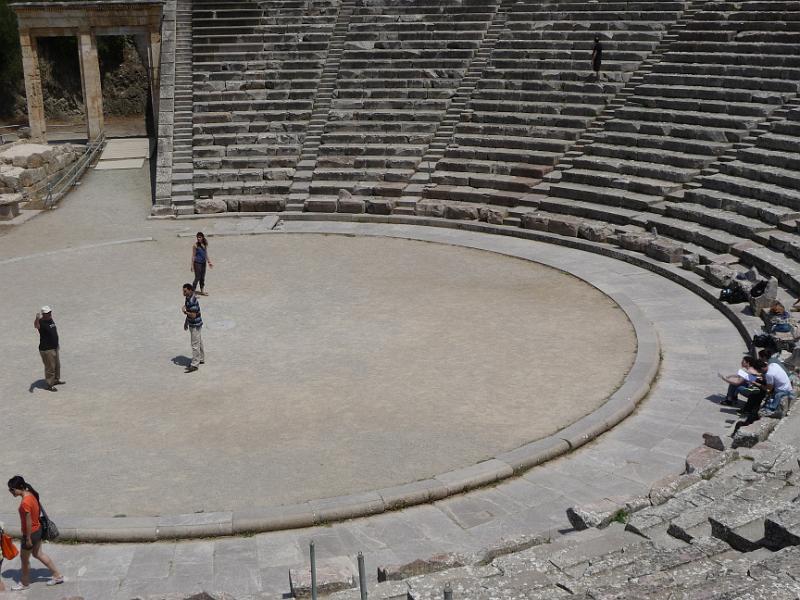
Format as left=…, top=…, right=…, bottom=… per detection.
left=34, top=306, right=63, bottom=392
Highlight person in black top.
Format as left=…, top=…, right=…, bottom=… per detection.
left=732, top=359, right=769, bottom=435
left=34, top=306, right=63, bottom=392
left=591, top=36, right=603, bottom=80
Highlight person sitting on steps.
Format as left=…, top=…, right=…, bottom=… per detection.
left=719, top=355, right=757, bottom=406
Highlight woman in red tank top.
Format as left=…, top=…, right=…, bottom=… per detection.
left=7, top=476, right=63, bottom=590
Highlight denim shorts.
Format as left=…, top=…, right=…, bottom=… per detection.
left=22, top=527, right=42, bottom=550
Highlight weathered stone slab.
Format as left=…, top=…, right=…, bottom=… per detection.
left=520, top=212, right=548, bottom=231
left=547, top=216, right=580, bottom=237
left=646, top=238, right=683, bottom=263
left=566, top=496, right=650, bottom=531
left=444, top=203, right=479, bottom=221
left=415, top=201, right=446, bottom=218
left=732, top=419, right=778, bottom=449
left=304, top=198, right=338, bottom=213
left=648, top=472, right=702, bottom=506
left=194, top=198, right=226, bottom=214
left=578, top=222, right=613, bottom=243
left=290, top=557, right=357, bottom=598
left=478, top=206, right=508, bottom=225
left=703, top=432, right=726, bottom=451
left=618, top=232, right=655, bottom=254
left=378, top=553, right=467, bottom=582
left=685, top=446, right=738, bottom=477
left=366, top=198, right=395, bottom=215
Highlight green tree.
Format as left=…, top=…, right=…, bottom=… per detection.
left=0, top=0, right=23, bottom=118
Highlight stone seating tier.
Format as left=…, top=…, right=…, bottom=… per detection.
left=177, top=0, right=800, bottom=309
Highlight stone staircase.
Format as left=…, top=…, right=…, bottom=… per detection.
left=190, top=0, right=340, bottom=211
left=420, top=0, right=689, bottom=212
left=303, top=0, right=501, bottom=211
left=286, top=0, right=356, bottom=211
left=172, top=0, right=195, bottom=215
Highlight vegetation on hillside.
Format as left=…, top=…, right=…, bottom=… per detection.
left=0, top=0, right=148, bottom=122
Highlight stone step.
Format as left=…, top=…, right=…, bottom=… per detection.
left=684, top=187, right=800, bottom=226
left=612, top=106, right=759, bottom=130
left=548, top=180, right=662, bottom=211
left=452, top=133, right=572, bottom=154
left=561, top=166, right=682, bottom=197
left=582, top=141, right=714, bottom=170
left=571, top=153, right=699, bottom=183
left=430, top=170, right=540, bottom=194
left=436, top=157, right=552, bottom=179
left=422, top=184, right=532, bottom=209
left=626, top=94, right=777, bottom=118
left=664, top=201, right=775, bottom=239
left=698, top=172, right=800, bottom=211
left=536, top=196, right=641, bottom=225
left=308, top=179, right=406, bottom=197
left=594, top=130, right=730, bottom=156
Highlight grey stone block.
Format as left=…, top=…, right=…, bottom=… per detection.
left=290, top=557, right=357, bottom=598
left=304, top=198, right=338, bottom=213
left=195, top=198, right=226, bottom=214
left=376, top=479, right=448, bottom=511
left=231, top=504, right=314, bottom=534
left=338, top=198, right=366, bottom=214
left=618, top=232, right=656, bottom=254
left=444, top=203, right=479, bottom=221
left=378, top=553, right=467, bottom=582
left=566, top=496, right=649, bottom=531
left=415, top=201, right=446, bottom=218
left=547, top=216, right=580, bottom=237
left=646, top=238, right=683, bottom=263
left=704, top=263, right=736, bottom=287
left=648, top=472, right=702, bottom=506
left=682, top=253, right=701, bottom=271
left=685, top=446, right=738, bottom=477
left=156, top=511, right=233, bottom=539
left=366, top=198, right=395, bottom=215
left=478, top=206, right=508, bottom=225
left=578, top=222, right=613, bottom=243
left=520, top=212, right=548, bottom=231
left=494, top=437, right=570, bottom=473
left=434, top=459, right=513, bottom=495
left=733, top=419, right=778, bottom=449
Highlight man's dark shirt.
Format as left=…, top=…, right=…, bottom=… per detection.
left=38, top=319, right=59, bottom=351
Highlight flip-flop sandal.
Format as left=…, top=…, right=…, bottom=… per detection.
left=46, top=577, right=64, bottom=586
left=11, top=583, right=29, bottom=591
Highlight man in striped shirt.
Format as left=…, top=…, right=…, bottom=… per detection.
left=182, top=283, right=204, bottom=373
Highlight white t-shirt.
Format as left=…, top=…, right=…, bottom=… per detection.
left=765, top=363, right=792, bottom=393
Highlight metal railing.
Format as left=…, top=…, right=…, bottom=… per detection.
left=27, top=133, right=107, bottom=209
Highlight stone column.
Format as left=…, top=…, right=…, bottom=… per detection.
left=77, top=30, right=104, bottom=140
left=18, top=30, right=46, bottom=141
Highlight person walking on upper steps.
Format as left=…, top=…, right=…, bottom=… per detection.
left=591, top=35, right=603, bottom=80
left=34, top=306, right=64, bottom=392
left=191, top=232, right=213, bottom=296
left=182, top=283, right=204, bottom=373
